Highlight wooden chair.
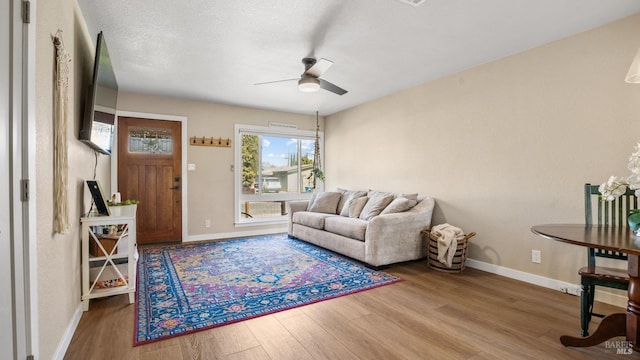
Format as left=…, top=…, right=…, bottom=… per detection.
left=579, top=183, right=636, bottom=336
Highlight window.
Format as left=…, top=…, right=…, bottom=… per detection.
left=128, top=128, right=173, bottom=154
left=234, top=124, right=323, bottom=225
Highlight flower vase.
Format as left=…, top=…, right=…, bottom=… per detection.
left=108, top=204, right=138, bottom=217
left=628, top=211, right=640, bottom=236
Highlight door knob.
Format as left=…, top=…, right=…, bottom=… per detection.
left=170, top=186, right=180, bottom=190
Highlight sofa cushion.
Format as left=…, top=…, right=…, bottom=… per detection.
left=292, top=211, right=337, bottom=230
left=307, top=192, right=342, bottom=214
left=348, top=196, right=369, bottom=218
left=324, top=216, right=368, bottom=242
left=368, top=190, right=394, bottom=198
left=337, top=188, right=352, bottom=210
left=359, top=192, right=394, bottom=220
left=339, top=191, right=367, bottom=216
left=399, top=193, right=419, bottom=208
left=380, top=197, right=411, bottom=215
left=369, top=190, right=419, bottom=208
left=337, top=188, right=367, bottom=211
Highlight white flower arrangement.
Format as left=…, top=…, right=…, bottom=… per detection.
left=599, top=143, right=640, bottom=200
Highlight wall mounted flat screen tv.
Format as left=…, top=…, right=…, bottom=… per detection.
left=79, top=31, right=118, bottom=155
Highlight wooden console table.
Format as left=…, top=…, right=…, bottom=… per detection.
left=531, top=224, right=640, bottom=351
left=81, top=206, right=137, bottom=311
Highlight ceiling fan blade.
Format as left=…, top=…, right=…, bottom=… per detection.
left=254, top=78, right=298, bottom=86
left=319, top=79, right=348, bottom=95
left=305, top=58, right=333, bottom=77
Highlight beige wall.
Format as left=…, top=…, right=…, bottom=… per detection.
left=35, top=0, right=110, bottom=358
left=326, top=14, right=640, bottom=306
left=116, top=93, right=322, bottom=237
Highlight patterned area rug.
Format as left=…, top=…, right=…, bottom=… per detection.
left=134, top=234, right=401, bottom=345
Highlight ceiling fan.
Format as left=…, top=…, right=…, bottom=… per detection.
left=254, top=58, right=348, bottom=95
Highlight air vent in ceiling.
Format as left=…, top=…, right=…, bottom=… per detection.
left=397, top=0, right=426, bottom=7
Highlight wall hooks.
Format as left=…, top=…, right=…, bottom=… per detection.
left=53, top=29, right=64, bottom=46
left=189, top=136, right=231, bottom=148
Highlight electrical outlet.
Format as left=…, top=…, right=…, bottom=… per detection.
left=204, top=219, right=211, bottom=228
left=559, top=285, right=580, bottom=296
left=532, top=250, right=541, bottom=264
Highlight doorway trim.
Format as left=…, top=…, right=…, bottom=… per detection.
left=5, top=0, right=38, bottom=358
left=113, top=110, right=188, bottom=242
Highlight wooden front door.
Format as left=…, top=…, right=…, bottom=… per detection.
left=118, top=117, right=182, bottom=244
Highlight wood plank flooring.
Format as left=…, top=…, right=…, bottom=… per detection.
left=64, top=260, right=629, bottom=359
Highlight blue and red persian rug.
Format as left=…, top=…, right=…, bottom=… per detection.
left=134, top=234, right=401, bottom=345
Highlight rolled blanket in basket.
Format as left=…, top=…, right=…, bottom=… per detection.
left=432, top=223, right=465, bottom=267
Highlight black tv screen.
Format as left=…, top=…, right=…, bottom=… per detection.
left=80, top=31, right=118, bottom=155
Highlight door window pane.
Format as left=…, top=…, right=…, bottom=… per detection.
left=128, top=128, right=172, bottom=154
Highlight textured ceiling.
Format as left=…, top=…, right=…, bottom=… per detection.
left=77, top=0, right=640, bottom=116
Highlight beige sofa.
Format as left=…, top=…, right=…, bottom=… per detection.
left=287, top=190, right=435, bottom=267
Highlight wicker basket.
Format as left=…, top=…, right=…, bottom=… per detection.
left=424, top=230, right=476, bottom=273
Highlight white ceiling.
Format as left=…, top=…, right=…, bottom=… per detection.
left=77, top=0, right=640, bottom=116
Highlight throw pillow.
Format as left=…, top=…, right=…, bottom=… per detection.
left=359, top=192, right=394, bottom=220
left=339, top=191, right=367, bottom=216
left=306, top=193, right=318, bottom=211
left=368, top=190, right=417, bottom=202
left=337, top=188, right=360, bottom=209
left=380, top=197, right=411, bottom=215
left=400, top=193, right=419, bottom=208
left=336, top=187, right=349, bottom=211
left=307, top=192, right=342, bottom=214
left=348, top=196, right=369, bottom=218
left=367, top=190, right=393, bottom=198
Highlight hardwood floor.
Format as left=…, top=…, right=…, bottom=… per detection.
left=65, top=260, right=628, bottom=359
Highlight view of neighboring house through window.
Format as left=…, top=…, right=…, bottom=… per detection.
left=235, top=124, right=322, bottom=224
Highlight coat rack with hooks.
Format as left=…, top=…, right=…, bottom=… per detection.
left=189, top=136, right=231, bottom=148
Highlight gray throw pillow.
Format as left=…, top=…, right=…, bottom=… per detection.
left=339, top=191, right=367, bottom=216
left=336, top=187, right=350, bottom=210
left=307, top=192, right=342, bottom=214
left=400, top=193, right=419, bottom=208
left=348, top=196, right=369, bottom=218
left=306, top=193, right=318, bottom=211
left=368, top=190, right=416, bottom=203
left=359, top=192, right=394, bottom=220
left=380, top=197, right=411, bottom=215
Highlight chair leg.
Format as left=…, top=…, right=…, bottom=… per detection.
left=588, top=285, right=595, bottom=315
left=580, top=284, right=592, bottom=337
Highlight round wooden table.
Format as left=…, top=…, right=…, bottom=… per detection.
left=531, top=224, right=640, bottom=351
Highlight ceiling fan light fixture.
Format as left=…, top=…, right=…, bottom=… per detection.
left=298, top=77, right=320, bottom=92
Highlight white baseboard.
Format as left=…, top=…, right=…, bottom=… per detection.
left=186, top=227, right=287, bottom=243
left=465, top=258, right=627, bottom=308
left=54, top=303, right=83, bottom=360
left=590, top=290, right=628, bottom=309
